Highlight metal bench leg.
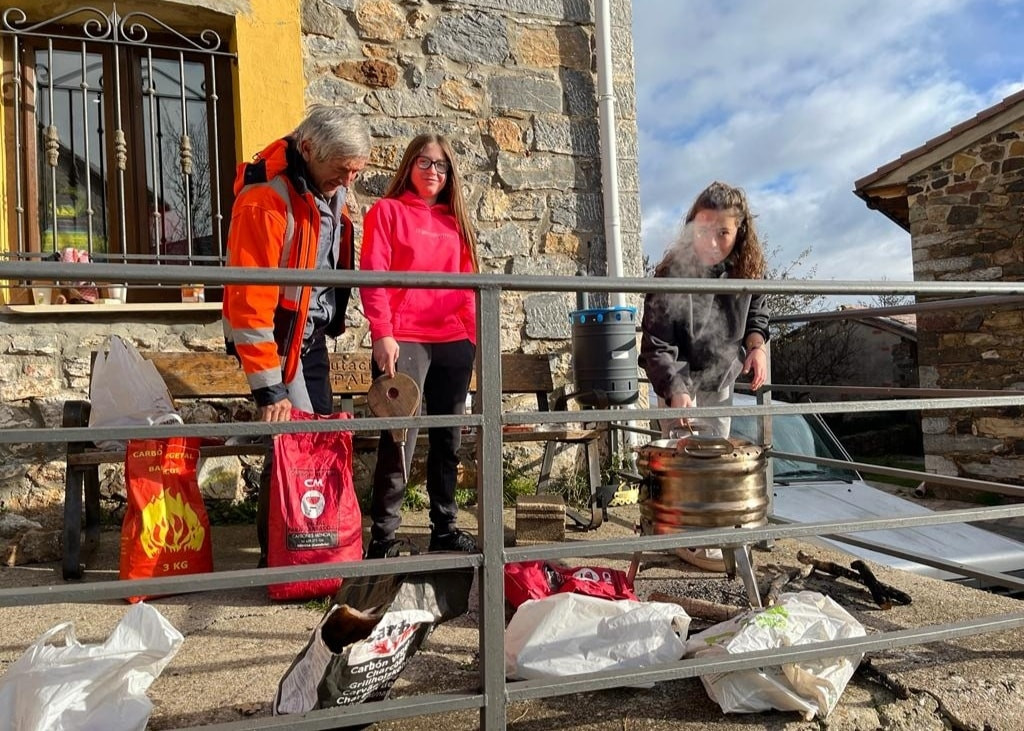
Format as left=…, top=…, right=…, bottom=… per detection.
left=724, top=544, right=762, bottom=608
left=566, top=438, right=606, bottom=531
left=62, top=400, right=98, bottom=581
left=63, top=466, right=85, bottom=580
left=536, top=440, right=557, bottom=493
left=537, top=437, right=580, bottom=527
left=584, top=437, right=604, bottom=529
left=83, top=464, right=102, bottom=564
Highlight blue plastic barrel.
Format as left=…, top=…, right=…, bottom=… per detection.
left=570, top=306, right=639, bottom=407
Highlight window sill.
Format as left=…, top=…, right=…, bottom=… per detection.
left=4, top=302, right=222, bottom=315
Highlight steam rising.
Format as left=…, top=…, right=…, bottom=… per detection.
left=652, top=220, right=748, bottom=394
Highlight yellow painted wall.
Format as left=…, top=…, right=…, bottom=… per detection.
left=0, top=0, right=305, bottom=304
left=231, top=0, right=306, bottom=159
left=0, top=0, right=307, bottom=163
left=0, top=66, right=7, bottom=306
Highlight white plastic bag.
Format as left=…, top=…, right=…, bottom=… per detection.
left=88, top=335, right=182, bottom=450
left=683, top=591, right=865, bottom=720
left=504, top=593, right=691, bottom=681
left=0, top=602, right=184, bottom=731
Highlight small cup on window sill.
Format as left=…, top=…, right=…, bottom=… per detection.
left=105, top=285, right=127, bottom=303
left=181, top=284, right=205, bottom=303
left=30, top=286, right=51, bottom=306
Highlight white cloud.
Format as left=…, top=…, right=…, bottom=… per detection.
left=631, top=0, right=1022, bottom=295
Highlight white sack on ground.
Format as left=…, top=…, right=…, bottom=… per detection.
left=684, top=590, right=865, bottom=720
left=505, top=593, right=690, bottom=680
left=0, top=602, right=184, bottom=731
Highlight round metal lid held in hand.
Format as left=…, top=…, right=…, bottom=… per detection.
left=366, top=372, right=420, bottom=419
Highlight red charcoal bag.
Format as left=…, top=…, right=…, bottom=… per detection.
left=120, top=436, right=213, bottom=603
left=551, top=563, right=637, bottom=602
left=504, top=560, right=637, bottom=609
left=504, top=560, right=560, bottom=608
left=267, top=410, right=363, bottom=601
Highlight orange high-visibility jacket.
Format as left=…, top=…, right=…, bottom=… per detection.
left=221, top=138, right=353, bottom=405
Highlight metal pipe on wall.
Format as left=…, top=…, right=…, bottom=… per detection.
left=594, top=0, right=640, bottom=466
left=594, top=0, right=626, bottom=308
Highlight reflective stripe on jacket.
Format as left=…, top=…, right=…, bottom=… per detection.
left=221, top=138, right=353, bottom=402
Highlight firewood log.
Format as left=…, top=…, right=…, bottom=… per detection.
left=647, top=591, right=744, bottom=622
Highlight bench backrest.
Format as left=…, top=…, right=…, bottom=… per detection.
left=138, top=351, right=555, bottom=407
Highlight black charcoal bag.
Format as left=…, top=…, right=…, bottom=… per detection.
left=274, top=569, right=474, bottom=717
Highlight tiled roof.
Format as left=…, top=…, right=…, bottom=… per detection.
left=839, top=304, right=917, bottom=335
left=854, top=86, right=1024, bottom=191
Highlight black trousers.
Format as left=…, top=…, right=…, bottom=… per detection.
left=257, top=336, right=332, bottom=561
left=369, top=339, right=475, bottom=542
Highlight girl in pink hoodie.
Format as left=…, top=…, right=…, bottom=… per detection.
left=360, top=133, right=479, bottom=559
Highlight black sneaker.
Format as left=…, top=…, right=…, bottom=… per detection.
left=365, top=538, right=419, bottom=560
left=428, top=528, right=477, bottom=553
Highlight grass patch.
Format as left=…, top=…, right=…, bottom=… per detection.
left=304, top=596, right=332, bottom=614
left=402, top=485, right=429, bottom=511
left=502, top=452, right=535, bottom=507
left=205, top=499, right=259, bottom=525
left=455, top=486, right=476, bottom=509
left=549, top=469, right=591, bottom=508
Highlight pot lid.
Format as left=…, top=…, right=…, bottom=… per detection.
left=642, top=433, right=764, bottom=459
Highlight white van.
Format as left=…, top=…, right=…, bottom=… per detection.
left=729, top=395, right=1024, bottom=591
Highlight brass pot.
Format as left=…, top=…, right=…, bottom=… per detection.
left=637, top=435, right=768, bottom=537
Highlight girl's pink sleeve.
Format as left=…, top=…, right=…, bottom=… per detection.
left=359, top=203, right=395, bottom=340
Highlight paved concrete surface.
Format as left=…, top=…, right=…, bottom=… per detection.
left=1, top=504, right=1022, bottom=730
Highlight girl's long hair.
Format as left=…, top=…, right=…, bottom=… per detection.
left=383, top=133, right=479, bottom=272
left=655, top=181, right=766, bottom=280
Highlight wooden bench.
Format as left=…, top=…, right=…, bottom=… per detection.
left=62, top=351, right=605, bottom=579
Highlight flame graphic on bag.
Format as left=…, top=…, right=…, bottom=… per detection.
left=121, top=437, right=213, bottom=602
left=139, top=489, right=207, bottom=557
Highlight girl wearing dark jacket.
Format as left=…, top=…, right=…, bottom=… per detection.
left=640, top=181, right=770, bottom=438
left=639, top=181, right=770, bottom=570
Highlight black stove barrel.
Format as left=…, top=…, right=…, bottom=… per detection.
left=570, top=306, right=639, bottom=407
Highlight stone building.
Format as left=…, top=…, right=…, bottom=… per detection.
left=773, top=311, right=918, bottom=392
left=772, top=311, right=921, bottom=456
left=854, top=87, right=1024, bottom=486
left=0, top=0, right=643, bottom=510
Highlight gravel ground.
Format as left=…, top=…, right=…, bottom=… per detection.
left=3, top=500, right=1022, bottom=730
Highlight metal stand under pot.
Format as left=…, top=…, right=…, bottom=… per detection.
left=627, top=434, right=769, bottom=608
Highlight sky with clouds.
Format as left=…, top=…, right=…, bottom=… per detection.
left=630, top=0, right=1024, bottom=295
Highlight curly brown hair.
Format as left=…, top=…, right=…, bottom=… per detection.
left=383, top=133, right=479, bottom=272
left=656, top=181, right=766, bottom=280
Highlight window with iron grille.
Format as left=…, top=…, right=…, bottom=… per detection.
left=2, top=5, right=236, bottom=302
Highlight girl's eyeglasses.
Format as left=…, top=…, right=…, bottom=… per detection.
left=414, top=156, right=450, bottom=174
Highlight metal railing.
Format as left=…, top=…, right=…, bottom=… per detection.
left=2, top=258, right=1024, bottom=729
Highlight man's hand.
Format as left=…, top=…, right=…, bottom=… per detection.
left=259, top=398, right=293, bottom=422
left=372, top=337, right=399, bottom=378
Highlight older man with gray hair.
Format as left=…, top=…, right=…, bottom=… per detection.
left=222, top=105, right=370, bottom=565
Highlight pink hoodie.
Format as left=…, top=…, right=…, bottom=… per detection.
left=360, top=191, right=477, bottom=344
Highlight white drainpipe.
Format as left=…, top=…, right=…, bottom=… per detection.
left=594, top=0, right=639, bottom=467
left=595, top=0, right=626, bottom=308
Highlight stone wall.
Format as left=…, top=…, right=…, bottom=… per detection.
left=0, top=312, right=227, bottom=512
left=906, top=119, right=1024, bottom=485
left=772, top=318, right=918, bottom=390
left=0, top=0, right=643, bottom=510
left=309, top=0, right=643, bottom=351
